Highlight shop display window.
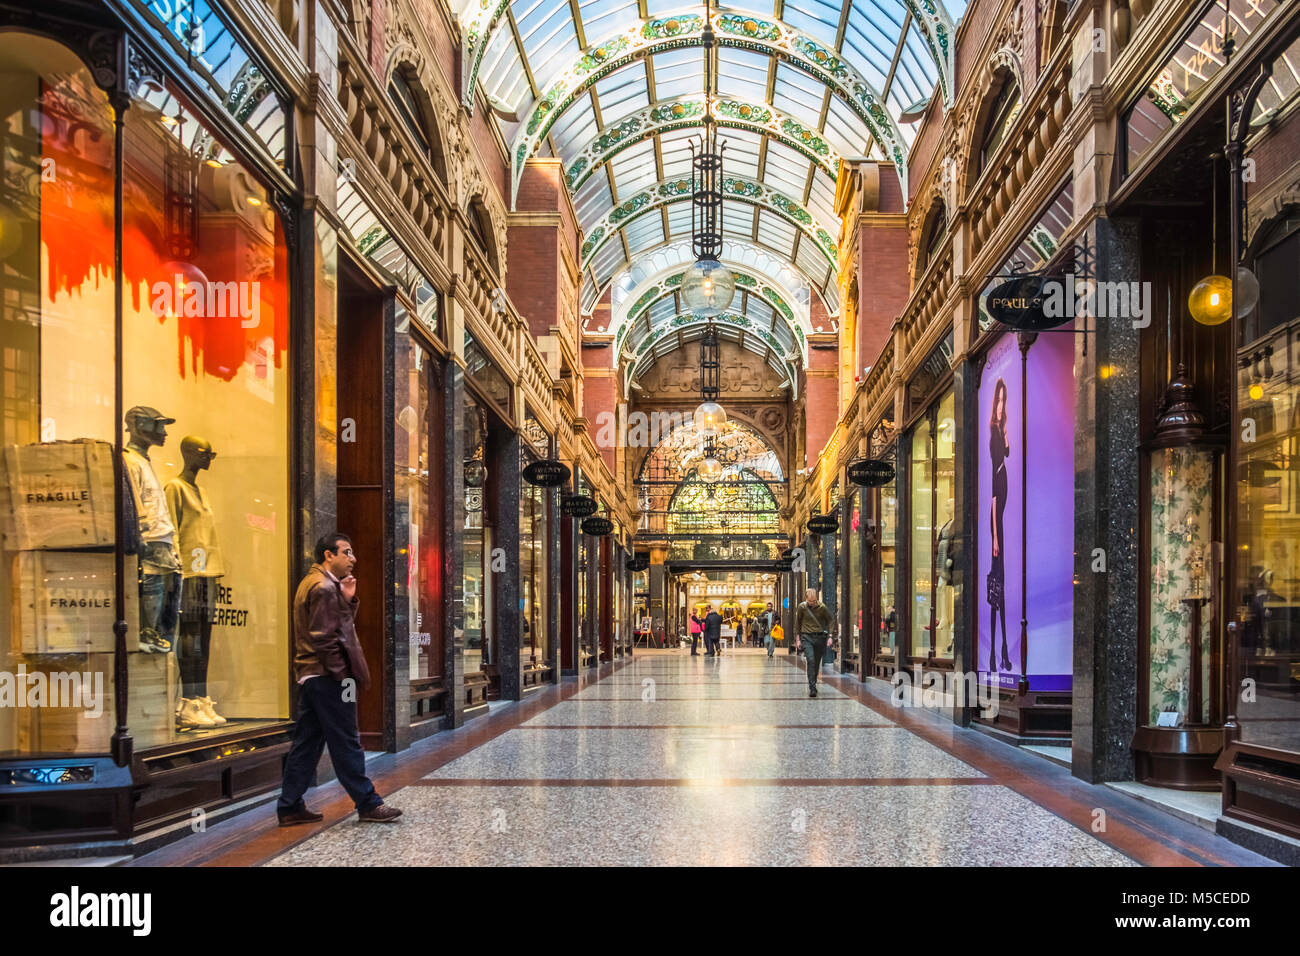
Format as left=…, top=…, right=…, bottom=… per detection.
left=878, top=474, right=899, bottom=657
left=908, top=391, right=956, bottom=660
left=520, top=419, right=551, bottom=668
left=0, top=33, right=293, bottom=756
left=1234, top=218, right=1300, bottom=752
left=1, top=36, right=119, bottom=756
left=462, top=397, right=488, bottom=676
left=396, top=317, right=445, bottom=712
left=847, top=489, right=862, bottom=660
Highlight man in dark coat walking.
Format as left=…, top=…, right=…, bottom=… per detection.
left=277, top=532, right=402, bottom=825
left=702, top=604, right=723, bottom=657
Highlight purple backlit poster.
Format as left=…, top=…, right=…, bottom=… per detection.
left=977, top=331, right=1075, bottom=691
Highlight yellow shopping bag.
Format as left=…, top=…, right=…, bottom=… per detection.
left=770, top=624, right=784, bottom=642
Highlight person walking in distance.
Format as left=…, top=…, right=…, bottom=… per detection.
left=795, top=588, right=835, bottom=697
left=277, top=533, right=402, bottom=825
left=703, top=604, right=722, bottom=657
left=762, top=601, right=777, bottom=658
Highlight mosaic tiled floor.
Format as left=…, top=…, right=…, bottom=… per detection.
left=259, top=649, right=1219, bottom=867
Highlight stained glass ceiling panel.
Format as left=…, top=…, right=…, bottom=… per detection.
left=464, top=0, right=961, bottom=336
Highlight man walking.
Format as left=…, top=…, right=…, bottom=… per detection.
left=278, top=532, right=402, bottom=825
left=760, top=601, right=777, bottom=657
left=794, top=588, right=835, bottom=697
left=703, top=604, right=722, bottom=657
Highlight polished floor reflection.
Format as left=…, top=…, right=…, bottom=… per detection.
left=206, top=650, right=1273, bottom=867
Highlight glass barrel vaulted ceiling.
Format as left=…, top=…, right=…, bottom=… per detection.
left=457, top=0, right=965, bottom=377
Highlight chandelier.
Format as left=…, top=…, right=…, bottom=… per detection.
left=682, top=0, right=735, bottom=318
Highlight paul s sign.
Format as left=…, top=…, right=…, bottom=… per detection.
left=985, top=274, right=1060, bottom=332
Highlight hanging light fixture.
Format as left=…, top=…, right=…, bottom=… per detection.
left=1190, top=152, right=1260, bottom=325
left=683, top=0, right=735, bottom=317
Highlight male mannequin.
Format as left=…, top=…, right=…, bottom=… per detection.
left=165, top=436, right=227, bottom=728
left=123, top=406, right=181, bottom=654
left=935, top=497, right=955, bottom=656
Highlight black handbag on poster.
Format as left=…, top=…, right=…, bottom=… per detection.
left=986, top=571, right=1003, bottom=608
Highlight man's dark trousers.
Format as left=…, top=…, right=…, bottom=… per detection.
left=800, top=633, right=830, bottom=691
left=278, top=676, right=381, bottom=814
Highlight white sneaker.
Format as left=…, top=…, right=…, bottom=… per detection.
left=178, top=697, right=216, bottom=727
left=198, top=696, right=227, bottom=725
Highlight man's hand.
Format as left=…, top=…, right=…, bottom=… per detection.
left=795, top=638, right=802, bottom=651
left=827, top=636, right=834, bottom=647
left=340, top=574, right=358, bottom=602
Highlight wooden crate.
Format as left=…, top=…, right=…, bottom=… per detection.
left=15, top=650, right=176, bottom=753
left=10, top=551, right=138, bottom=655
left=2, top=440, right=115, bottom=551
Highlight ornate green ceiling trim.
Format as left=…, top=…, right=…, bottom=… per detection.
left=465, top=3, right=956, bottom=119
left=580, top=174, right=837, bottom=274
left=564, top=95, right=841, bottom=194
left=624, top=311, right=801, bottom=389
left=508, top=9, right=915, bottom=209
left=583, top=236, right=840, bottom=317
left=614, top=274, right=803, bottom=360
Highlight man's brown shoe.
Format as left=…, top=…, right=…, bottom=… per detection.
left=358, top=804, right=402, bottom=823
left=278, top=808, right=324, bottom=827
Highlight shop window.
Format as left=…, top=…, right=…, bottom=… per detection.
left=462, top=397, right=489, bottom=676
left=847, top=489, right=863, bottom=661
left=520, top=420, right=551, bottom=670
left=0, top=33, right=292, bottom=756
left=908, top=392, right=956, bottom=660
left=0, top=35, right=119, bottom=756
left=120, top=81, right=291, bottom=745
left=1234, top=210, right=1300, bottom=753
left=878, top=472, right=900, bottom=658
left=396, top=318, right=445, bottom=721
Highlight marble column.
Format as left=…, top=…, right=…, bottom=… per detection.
left=1072, top=216, right=1142, bottom=783
left=492, top=428, right=522, bottom=700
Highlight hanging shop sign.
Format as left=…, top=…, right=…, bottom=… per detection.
left=984, top=273, right=1071, bottom=332
left=582, top=516, right=614, bottom=536
left=807, top=514, right=839, bottom=535
left=523, top=459, right=570, bottom=487
left=562, top=494, right=598, bottom=518
left=626, top=554, right=650, bottom=572
left=847, top=458, right=896, bottom=487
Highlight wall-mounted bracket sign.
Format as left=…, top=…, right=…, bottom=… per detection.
left=561, top=494, right=599, bottom=517
left=847, top=458, right=896, bottom=487
left=582, top=516, right=614, bottom=536
left=807, top=514, right=839, bottom=535
left=780, top=547, right=795, bottom=559
left=523, top=459, right=571, bottom=487
left=984, top=273, right=1066, bottom=332
left=626, top=554, right=650, bottom=572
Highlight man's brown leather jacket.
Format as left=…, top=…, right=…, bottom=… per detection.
left=292, top=563, right=371, bottom=690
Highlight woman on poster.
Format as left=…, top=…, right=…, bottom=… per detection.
left=988, top=378, right=1014, bottom=672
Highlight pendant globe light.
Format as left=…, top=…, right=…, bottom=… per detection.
left=1189, top=152, right=1260, bottom=325
left=684, top=0, right=735, bottom=318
